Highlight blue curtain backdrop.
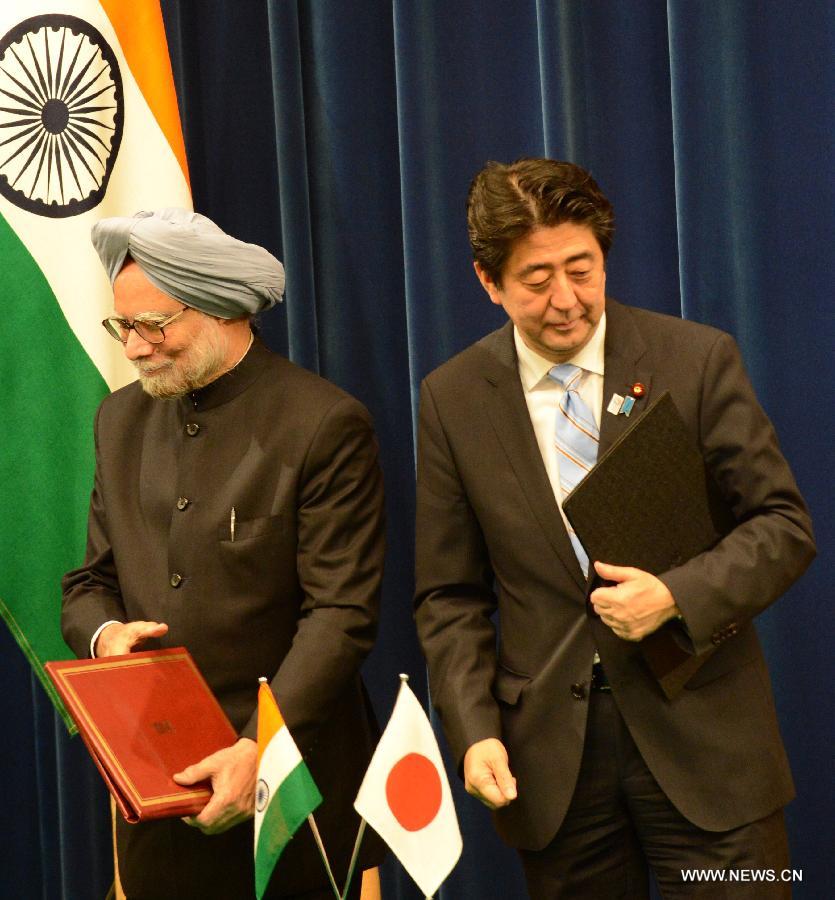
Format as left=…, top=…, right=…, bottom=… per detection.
left=1, top=1, right=832, bottom=897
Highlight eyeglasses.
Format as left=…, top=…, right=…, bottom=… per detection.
left=102, top=306, right=189, bottom=344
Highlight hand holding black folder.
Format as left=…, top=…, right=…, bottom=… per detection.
left=563, top=391, right=736, bottom=697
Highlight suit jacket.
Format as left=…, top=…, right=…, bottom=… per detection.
left=62, top=338, right=385, bottom=895
left=414, top=299, right=816, bottom=851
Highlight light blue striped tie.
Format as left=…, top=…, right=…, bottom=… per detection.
left=548, top=364, right=600, bottom=575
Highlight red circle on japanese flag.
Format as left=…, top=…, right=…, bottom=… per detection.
left=385, top=752, right=442, bottom=831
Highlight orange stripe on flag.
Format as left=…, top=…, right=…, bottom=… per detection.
left=100, top=0, right=191, bottom=190
left=256, top=683, right=285, bottom=767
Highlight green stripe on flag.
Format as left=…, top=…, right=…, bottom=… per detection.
left=0, top=211, right=108, bottom=731
left=255, top=761, right=322, bottom=899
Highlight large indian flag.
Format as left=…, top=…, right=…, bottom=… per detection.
left=254, top=681, right=323, bottom=900
left=0, top=0, right=191, bottom=728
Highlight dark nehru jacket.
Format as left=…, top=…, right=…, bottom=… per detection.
left=62, top=338, right=385, bottom=898
left=414, top=298, right=816, bottom=851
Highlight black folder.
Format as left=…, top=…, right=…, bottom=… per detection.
left=563, top=391, right=736, bottom=697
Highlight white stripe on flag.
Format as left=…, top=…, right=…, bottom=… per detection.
left=0, top=0, right=191, bottom=390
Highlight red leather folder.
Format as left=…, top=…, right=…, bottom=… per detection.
left=45, top=647, right=237, bottom=822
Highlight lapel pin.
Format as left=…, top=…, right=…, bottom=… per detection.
left=608, top=384, right=647, bottom=417
left=620, top=382, right=646, bottom=416
left=606, top=393, right=625, bottom=415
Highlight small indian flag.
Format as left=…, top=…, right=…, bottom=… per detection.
left=254, top=680, right=322, bottom=900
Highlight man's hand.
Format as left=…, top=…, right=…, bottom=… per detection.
left=463, top=738, right=517, bottom=810
left=95, top=620, right=168, bottom=657
left=590, top=561, right=680, bottom=641
left=174, top=738, right=257, bottom=835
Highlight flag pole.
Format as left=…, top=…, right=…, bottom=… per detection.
left=307, top=813, right=341, bottom=900
left=339, top=817, right=367, bottom=900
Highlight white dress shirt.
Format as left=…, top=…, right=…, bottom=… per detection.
left=515, top=315, right=607, bottom=666
left=513, top=312, right=607, bottom=535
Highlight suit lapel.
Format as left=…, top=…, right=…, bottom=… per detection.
left=480, top=324, right=587, bottom=592
left=599, top=299, right=653, bottom=456
left=476, top=303, right=656, bottom=595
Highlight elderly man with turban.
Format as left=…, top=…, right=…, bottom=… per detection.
left=61, top=210, right=385, bottom=899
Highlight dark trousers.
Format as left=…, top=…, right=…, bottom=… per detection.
left=116, top=815, right=363, bottom=900
left=519, top=691, right=790, bottom=899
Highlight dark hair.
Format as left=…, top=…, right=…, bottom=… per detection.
left=466, top=158, right=615, bottom=285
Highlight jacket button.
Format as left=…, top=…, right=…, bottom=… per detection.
left=176, top=497, right=189, bottom=510
left=170, top=573, right=183, bottom=588
left=570, top=683, right=586, bottom=701
left=186, top=423, right=199, bottom=436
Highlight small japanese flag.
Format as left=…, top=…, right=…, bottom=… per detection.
left=354, top=677, right=462, bottom=897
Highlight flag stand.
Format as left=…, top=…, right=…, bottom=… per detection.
left=339, top=817, right=434, bottom=900
left=307, top=813, right=341, bottom=900
left=339, top=817, right=366, bottom=899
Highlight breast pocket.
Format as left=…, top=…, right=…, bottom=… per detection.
left=218, top=512, right=289, bottom=544
left=216, top=512, right=296, bottom=585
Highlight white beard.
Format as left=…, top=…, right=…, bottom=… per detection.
left=134, top=319, right=230, bottom=399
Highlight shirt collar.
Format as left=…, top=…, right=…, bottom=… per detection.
left=514, top=311, right=607, bottom=392
left=180, top=334, right=268, bottom=412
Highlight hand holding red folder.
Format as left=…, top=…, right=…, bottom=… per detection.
left=174, top=736, right=258, bottom=835
left=46, top=647, right=238, bottom=822
left=95, top=619, right=168, bottom=656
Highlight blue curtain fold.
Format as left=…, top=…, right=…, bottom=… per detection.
left=665, top=4, right=835, bottom=884
left=266, top=0, right=317, bottom=368
left=2, top=1, right=831, bottom=897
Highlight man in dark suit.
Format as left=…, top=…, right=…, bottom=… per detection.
left=62, top=210, right=384, bottom=899
left=414, top=159, right=815, bottom=897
